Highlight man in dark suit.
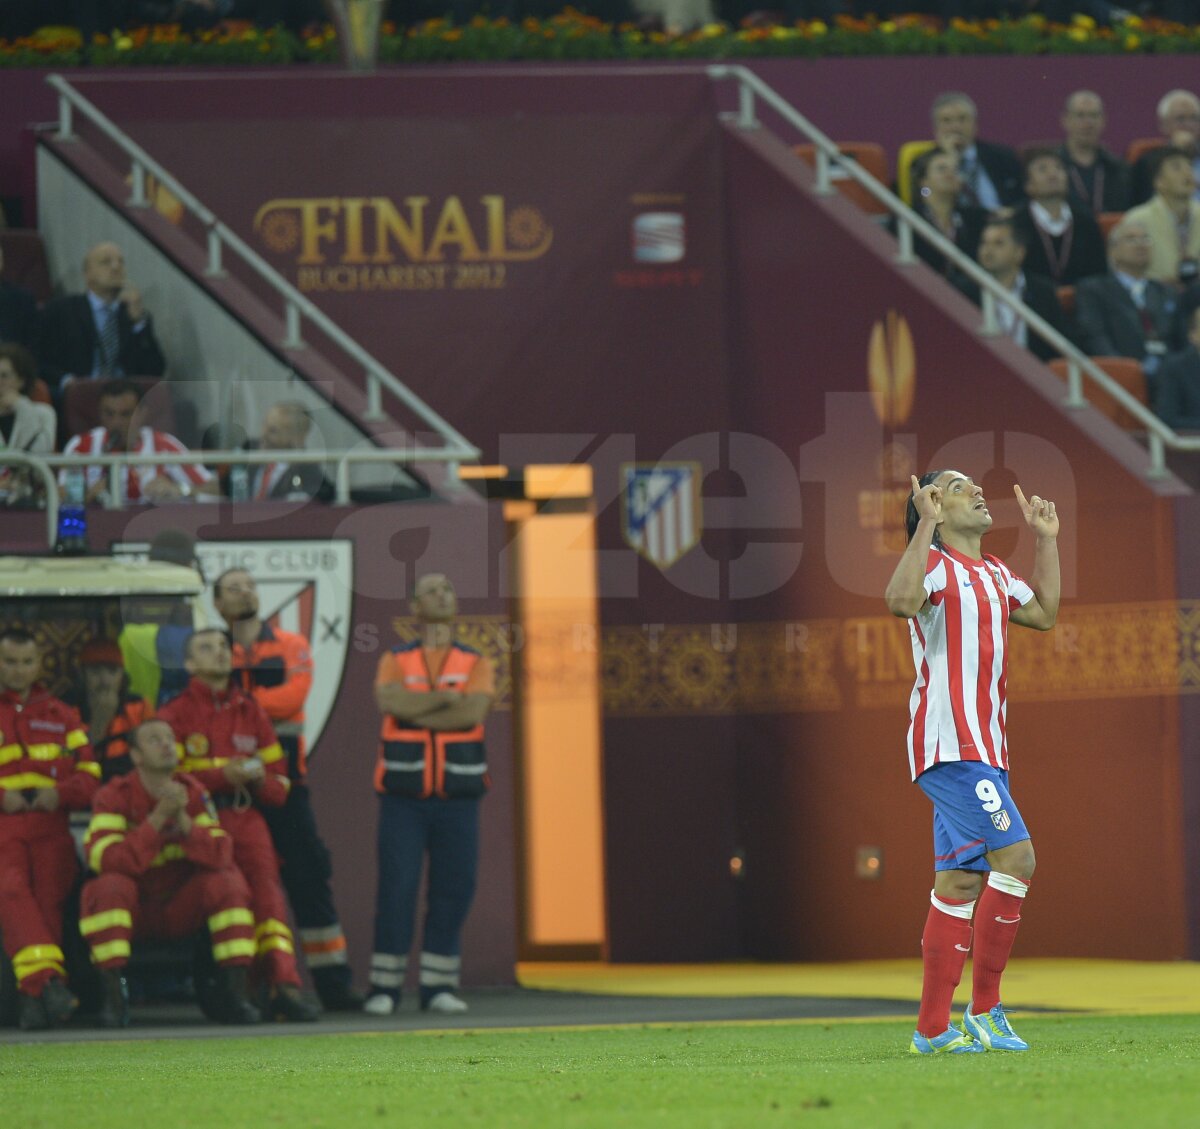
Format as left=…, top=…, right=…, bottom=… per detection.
left=1012, top=148, right=1108, bottom=287
left=931, top=91, right=1024, bottom=209
left=0, top=244, right=38, bottom=353
left=239, top=401, right=332, bottom=502
left=1075, top=218, right=1180, bottom=395
left=957, top=218, right=1069, bottom=363
left=37, top=242, right=166, bottom=399
left=1153, top=306, right=1200, bottom=431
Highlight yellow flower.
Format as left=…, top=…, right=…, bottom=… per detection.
left=115, top=35, right=133, bottom=50
left=1125, top=14, right=1143, bottom=28
left=1071, top=14, right=1096, bottom=28
left=880, top=20, right=896, bottom=33
left=1067, top=27, right=1089, bottom=41
left=809, top=19, right=827, bottom=35
left=1124, top=33, right=1140, bottom=49
left=700, top=22, right=725, bottom=38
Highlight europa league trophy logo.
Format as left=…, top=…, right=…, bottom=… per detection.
left=323, top=0, right=386, bottom=70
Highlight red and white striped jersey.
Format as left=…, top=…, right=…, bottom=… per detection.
left=906, top=544, right=1035, bottom=781
left=59, top=426, right=213, bottom=503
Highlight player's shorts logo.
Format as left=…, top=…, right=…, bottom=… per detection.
left=991, top=809, right=1012, bottom=831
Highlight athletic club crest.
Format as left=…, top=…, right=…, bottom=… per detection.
left=621, top=462, right=702, bottom=569
left=992, top=809, right=1012, bottom=832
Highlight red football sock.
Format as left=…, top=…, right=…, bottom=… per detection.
left=916, top=895, right=974, bottom=1037
left=971, top=873, right=1030, bottom=1012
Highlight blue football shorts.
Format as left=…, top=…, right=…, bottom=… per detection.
left=916, top=761, right=1030, bottom=872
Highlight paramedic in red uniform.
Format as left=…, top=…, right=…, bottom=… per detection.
left=156, top=628, right=320, bottom=1022
left=0, top=627, right=99, bottom=1030
left=213, top=567, right=362, bottom=1011
left=79, top=718, right=261, bottom=1027
left=364, top=574, right=495, bottom=1017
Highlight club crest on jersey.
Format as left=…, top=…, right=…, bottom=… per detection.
left=991, top=809, right=1012, bottom=832
left=185, top=734, right=209, bottom=758
left=621, top=462, right=702, bottom=570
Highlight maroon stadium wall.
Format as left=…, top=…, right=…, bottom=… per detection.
left=13, top=62, right=1200, bottom=961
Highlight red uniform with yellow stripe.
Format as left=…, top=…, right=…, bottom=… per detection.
left=374, top=642, right=491, bottom=799
left=0, top=685, right=98, bottom=996
left=156, top=677, right=300, bottom=987
left=79, top=772, right=256, bottom=970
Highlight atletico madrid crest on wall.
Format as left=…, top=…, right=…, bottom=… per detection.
left=621, top=462, right=702, bottom=570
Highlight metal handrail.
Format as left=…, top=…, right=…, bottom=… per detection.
left=1, top=452, right=62, bottom=547
left=708, top=64, right=1200, bottom=479
left=46, top=73, right=480, bottom=463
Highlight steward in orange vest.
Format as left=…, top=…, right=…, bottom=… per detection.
left=65, top=639, right=151, bottom=780
left=365, top=573, right=495, bottom=1018
left=213, top=566, right=362, bottom=1013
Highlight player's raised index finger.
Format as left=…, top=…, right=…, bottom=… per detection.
left=911, top=475, right=921, bottom=494
left=1013, top=484, right=1029, bottom=508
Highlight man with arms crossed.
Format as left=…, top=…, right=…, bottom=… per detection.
left=885, top=472, right=1060, bottom=1053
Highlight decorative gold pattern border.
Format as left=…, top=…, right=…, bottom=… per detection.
left=600, top=602, right=1200, bottom=717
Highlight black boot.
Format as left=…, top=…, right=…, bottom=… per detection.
left=97, top=970, right=130, bottom=1029
left=41, top=978, right=78, bottom=1027
left=266, top=984, right=322, bottom=1023
left=313, top=968, right=366, bottom=1012
left=17, top=993, right=48, bottom=1031
left=210, top=965, right=262, bottom=1026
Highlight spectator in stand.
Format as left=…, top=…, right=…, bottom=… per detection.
left=1123, top=148, right=1200, bottom=290
left=1131, top=90, right=1200, bottom=206
left=37, top=242, right=166, bottom=400
left=1012, top=148, right=1108, bottom=287
left=237, top=401, right=333, bottom=502
left=1153, top=306, right=1200, bottom=431
left=0, top=244, right=39, bottom=353
left=1057, top=91, right=1130, bottom=217
left=892, top=147, right=990, bottom=280
left=0, top=627, right=100, bottom=1031
left=1076, top=218, right=1180, bottom=392
left=957, top=218, right=1068, bottom=363
left=0, top=343, right=55, bottom=508
left=930, top=91, right=1024, bottom=210
left=59, top=379, right=217, bottom=505
left=64, top=639, right=152, bottom=781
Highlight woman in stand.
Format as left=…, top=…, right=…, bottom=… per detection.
left=0, top=343, right=55, bottom=508
left=893, top=147, right=992, bottom=280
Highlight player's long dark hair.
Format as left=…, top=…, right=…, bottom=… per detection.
left=905, top=469, right=950, bottom=548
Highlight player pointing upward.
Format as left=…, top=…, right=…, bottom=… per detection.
left=885, top=470, right=1060, bottom=1054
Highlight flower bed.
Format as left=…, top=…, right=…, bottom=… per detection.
left=3, top=11, right=1200, bottom=67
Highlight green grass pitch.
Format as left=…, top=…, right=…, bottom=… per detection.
left=4, top=1014, right=1200, bottom=1128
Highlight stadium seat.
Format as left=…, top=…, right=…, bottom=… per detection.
left=1049, top=356, right=1147, bottom=431
left=1125, top=137, right=1165, bottom=167
left=62, top=377, right=176, bottom=438
left=1056, top=286, right=1076, bottom=317
left=896, top=140, right=936, bottom=206
left=793, top=143, right=889, bottom=215
left=0, top=229, right=53, bottom=304
left=1097, top=211, right=1125, bottom=240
